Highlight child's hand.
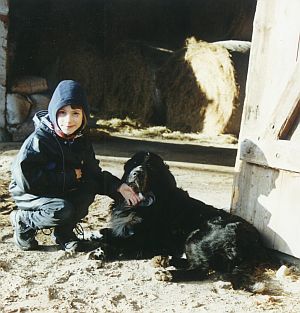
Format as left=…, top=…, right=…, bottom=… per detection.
left=117, top=183, right=141, bottom=206
left=75, top=168, right=82, bottom=180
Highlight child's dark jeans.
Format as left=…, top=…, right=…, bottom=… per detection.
left=12, top=181, right=99, bottom=231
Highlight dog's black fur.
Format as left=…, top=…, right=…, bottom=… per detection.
left=99, top=151, right=267, bottom=288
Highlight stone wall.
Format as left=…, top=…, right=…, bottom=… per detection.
left=0, top=0, right=8, bottom=140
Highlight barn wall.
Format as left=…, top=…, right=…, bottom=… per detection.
left=231, top=0, right=300, bottom=258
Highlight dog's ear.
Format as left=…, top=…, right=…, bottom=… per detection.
left=144, top=152, right=177, bottom=190
left=123, top=151, right=146, bottom=172
left=161, top=163, right=177, bottom=189
left=148, top=154, right=177, bottom=190
left=152, top=153, right=177, bottom=188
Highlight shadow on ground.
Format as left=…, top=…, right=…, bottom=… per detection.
left=92, top=136, right=237, bottom=167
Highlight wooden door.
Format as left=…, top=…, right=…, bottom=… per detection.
left=231, top=0, right=300, bottom=258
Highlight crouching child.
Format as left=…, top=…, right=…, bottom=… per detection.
left=9, top=80, right=140, bottom=253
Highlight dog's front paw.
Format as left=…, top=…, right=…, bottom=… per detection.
left=151, top=255, right=170, bottom=268
left=86, top=247, right=105, bottom=261
left=155, top=269, right=173, bottom=282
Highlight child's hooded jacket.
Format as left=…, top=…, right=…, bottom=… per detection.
left=9, top=80, right=121, bottom=200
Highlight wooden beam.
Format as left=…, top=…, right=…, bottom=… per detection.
left=240, top=139, right=300, bottom=173
left=278, top=99, right=300, bottom=139
left=262, top=62, right=300, bottom=140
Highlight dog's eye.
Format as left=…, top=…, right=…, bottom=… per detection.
left=124, top=160, right=139, bottom=172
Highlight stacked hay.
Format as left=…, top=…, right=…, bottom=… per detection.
left=8, top=39, right=248, bottom=140
left=37, top=39, right=165, bottom=125
left=48, top=44, right=105, bottom=114
left=157, top=38, right=245, bottom=136
left=100, top=41, right=156, bottom=124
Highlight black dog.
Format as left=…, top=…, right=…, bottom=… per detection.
left=99, top=151, right=267, bottom=288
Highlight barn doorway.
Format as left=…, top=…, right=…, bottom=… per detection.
left=5, top=0, right=256, bottom=141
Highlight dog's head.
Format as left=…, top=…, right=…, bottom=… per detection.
left=122, top=151, right=177, bottom=196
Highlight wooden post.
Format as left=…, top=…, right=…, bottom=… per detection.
left=231, top=0, right=300, bottom=258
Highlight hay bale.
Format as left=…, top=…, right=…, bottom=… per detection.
left=157, top=38, right=244, bottom=135
left=100, top=41, right=156, bottom=124
left=211, top=40, right=250, bottom=134
left=44, top=41, right=157, bottom=125
left=46, top=44, right=105, bottom=114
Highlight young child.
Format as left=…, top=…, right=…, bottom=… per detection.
left=9, top=80, right=140, bottom=252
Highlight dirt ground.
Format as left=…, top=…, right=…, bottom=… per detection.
left=1, top=136, right=300, bottom=313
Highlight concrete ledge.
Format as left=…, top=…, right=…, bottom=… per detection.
left=98, top=155, right=234, bottom=173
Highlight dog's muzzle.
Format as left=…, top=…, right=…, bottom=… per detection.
left=126, top=165, right=147, bottom=192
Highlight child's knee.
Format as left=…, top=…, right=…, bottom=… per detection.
left=50, top=200, right=76, bottom=224
left=57, top=204, right=75, bottom=221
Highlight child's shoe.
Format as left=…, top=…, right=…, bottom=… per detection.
left=53, top=226, right=101, bottom=253
left=10, top=210, right=38, bottom=250
left=52, top=227, right=81, bottom=253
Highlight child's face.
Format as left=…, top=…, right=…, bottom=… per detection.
left=56, top=105, right=83, bottom=135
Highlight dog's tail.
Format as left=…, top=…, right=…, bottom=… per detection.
left=225, top=260, right=270, bottom=293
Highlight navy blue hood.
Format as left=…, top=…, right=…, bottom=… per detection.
left=48, top=80, right=89, bottom=126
